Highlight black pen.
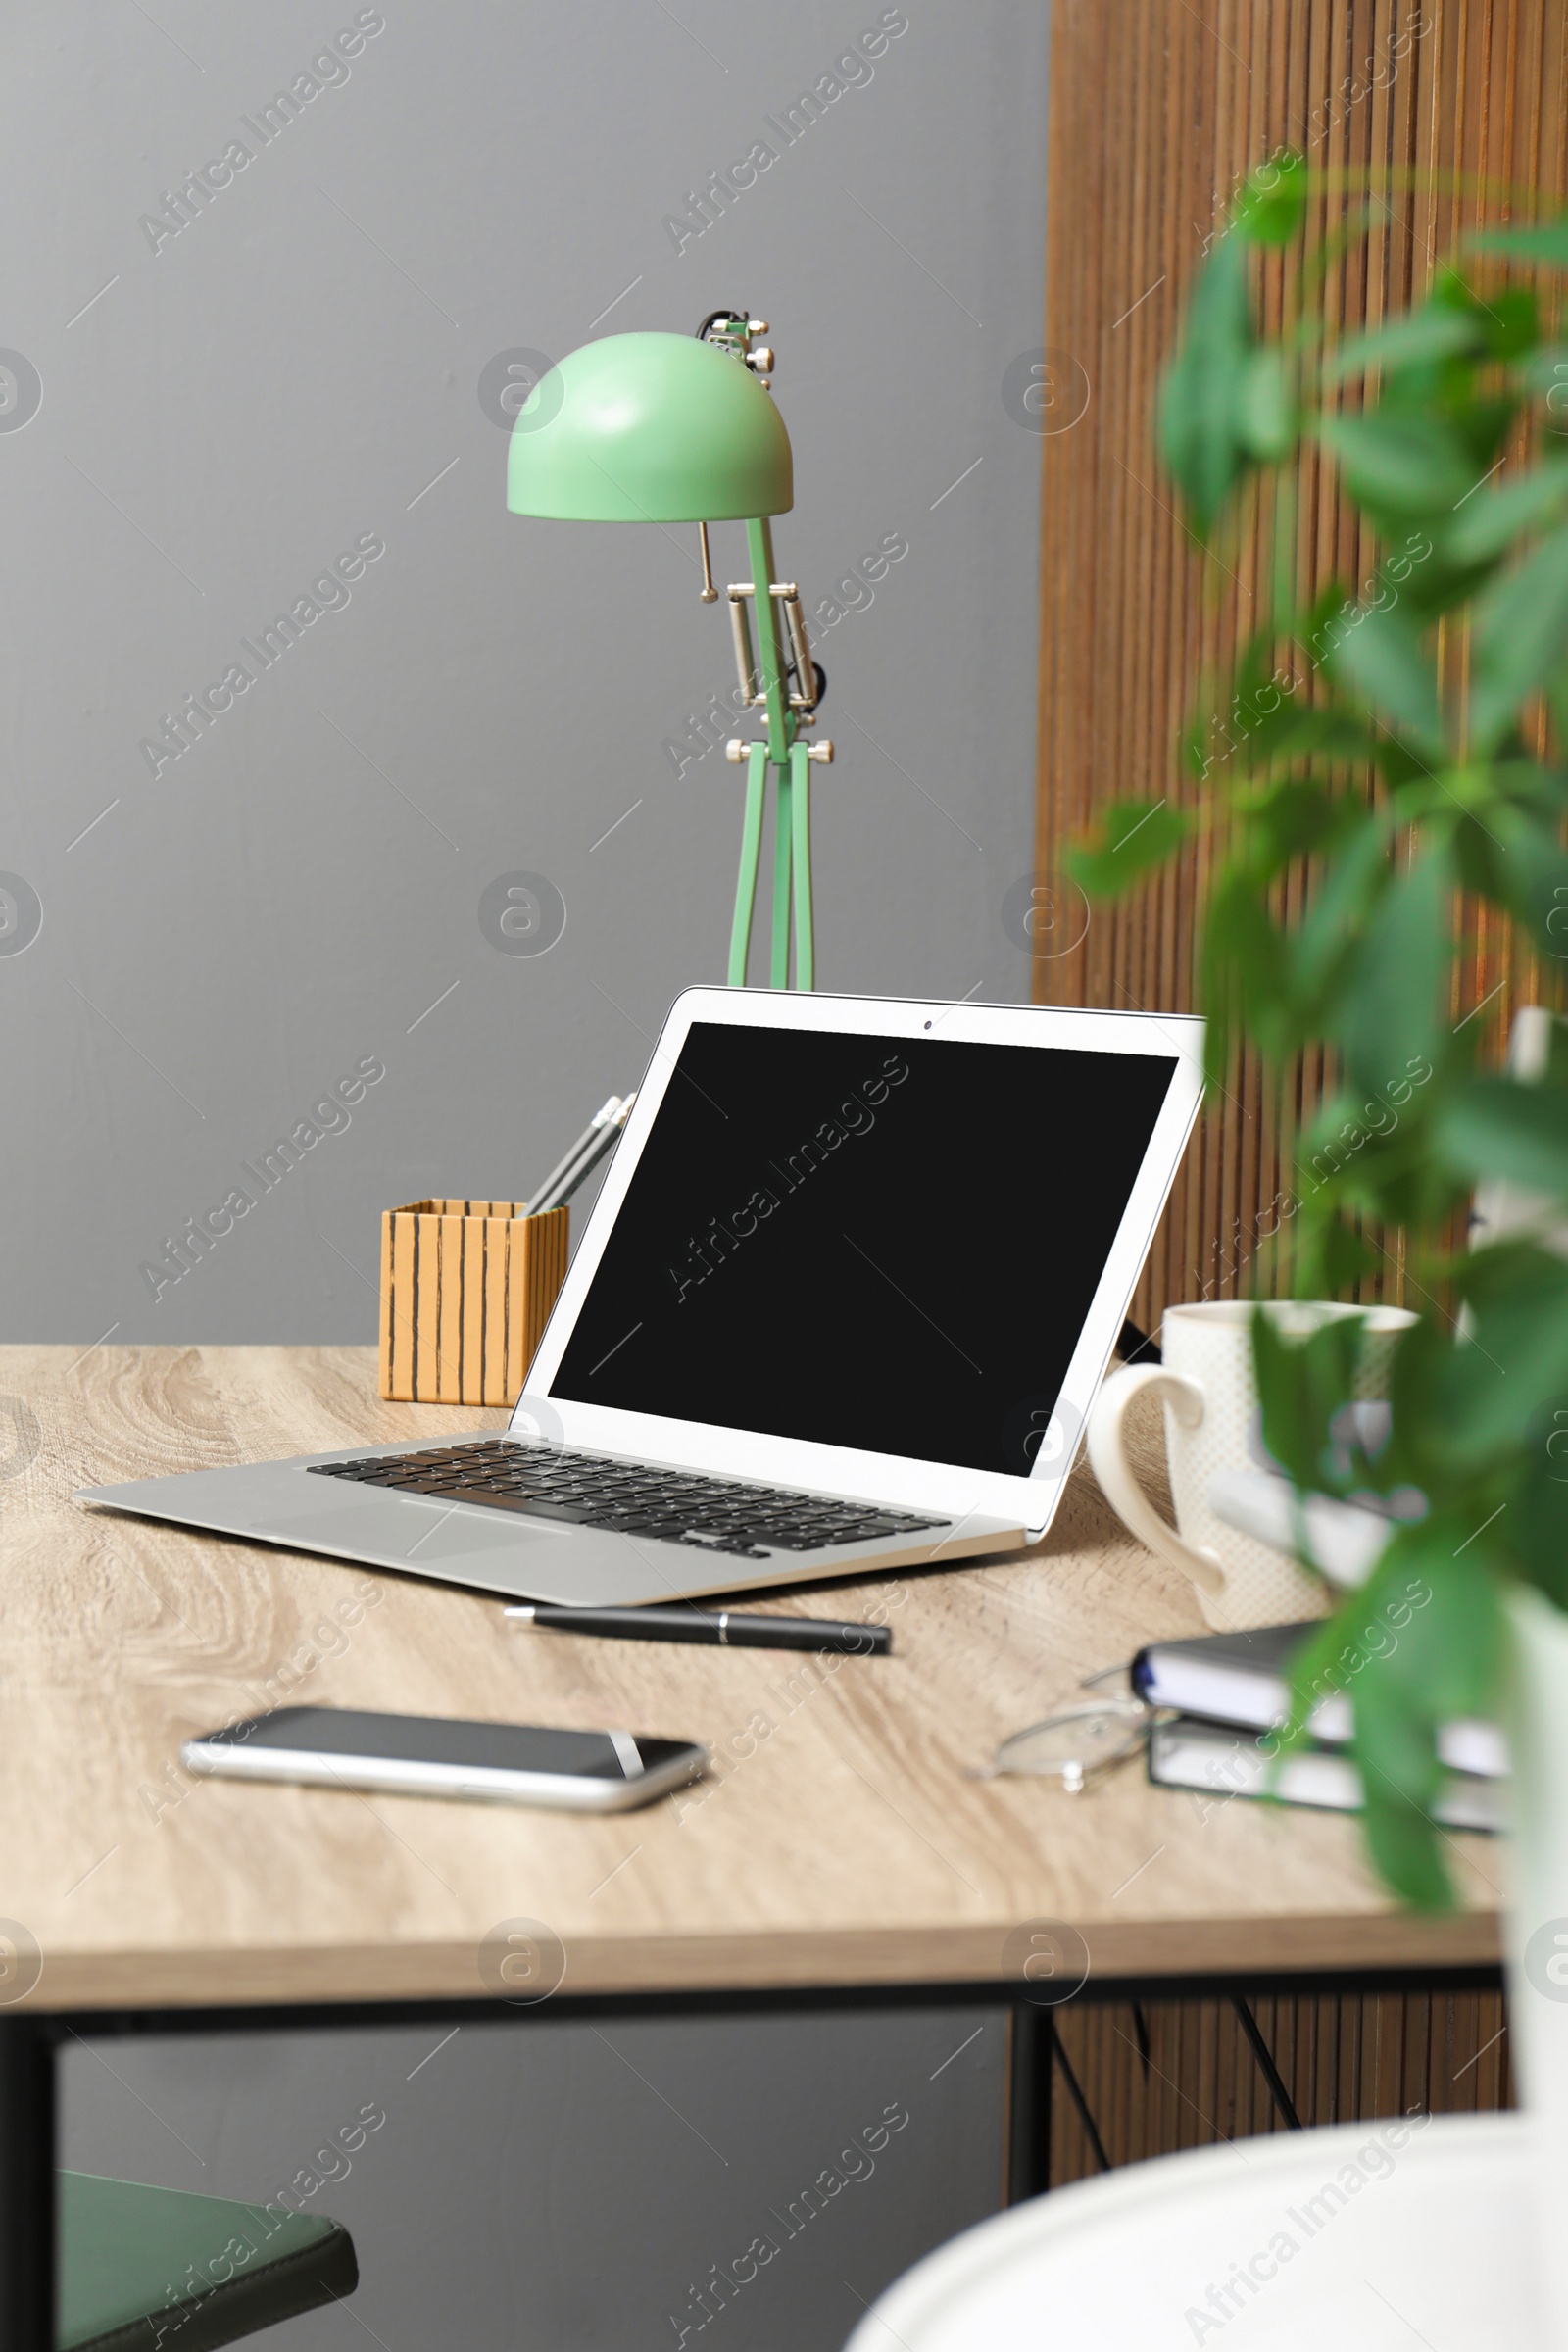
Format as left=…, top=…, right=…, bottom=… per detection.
left=528, top=1094, right=623, bottom=1216
left=546, top=1092, right=637, bottom=1212
left=504, top=1603, right=892, bottom=1655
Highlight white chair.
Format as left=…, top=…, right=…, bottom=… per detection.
left=843, top=2113, right=1542, bottom=2349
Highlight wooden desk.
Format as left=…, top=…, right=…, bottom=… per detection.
left=0, top=1344, right=1504, bottom=2347
left=0, top=1344, right=1498, bottom=2009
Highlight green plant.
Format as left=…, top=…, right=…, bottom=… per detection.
left=1070, top=156, right=1568, bottom=1904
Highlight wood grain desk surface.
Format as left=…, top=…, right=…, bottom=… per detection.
left=0, top=1346, right=1499, bottom=2012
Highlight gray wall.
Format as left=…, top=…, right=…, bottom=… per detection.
left=0, top=0, right=1048, bottom=1344
left=62, top=2006, right=1007, bottom=2349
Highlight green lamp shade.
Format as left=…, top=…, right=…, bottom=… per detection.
left=507, top=331, right=793, bottom=522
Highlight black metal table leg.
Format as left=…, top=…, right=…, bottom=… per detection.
left=0, top=2015, right=55, bottom=2352
left=1006, top=2003, right=1052, bottom=2201
left=1232, top=1995, right=1303, bottom=2130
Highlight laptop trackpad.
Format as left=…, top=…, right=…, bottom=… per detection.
left=265, top=1498, right=563, bottom=1564
left=261, top=1499, right=686, bottom=1605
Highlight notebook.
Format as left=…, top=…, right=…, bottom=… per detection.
left=1130, top=1621, right=1507, bottom=1780
left=1148, top=1714, right=1506, bottom=1833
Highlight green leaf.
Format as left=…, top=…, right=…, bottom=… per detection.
left=1440, top=1077, right=1568, bottom=1197
left=1300, top=578, right=1351, bottom=650
left=1357, top=1536, right=1503, bottom=1885
left=1388, top=1537, right=1508, bottom=1719
left=1512, top=1418, right=1568, bottom=1609
left=1199, top=874, right=1286, bottom=1073
left=1492, top=756, right=1568, bottom=820
left=1459, top=1234, right=1568, bottom=1313
left=1252, top=1306, right=1368, bottom=1491
left=1292, top=812, right=1398, bottom=1004
left=1477, top=285, right=1542, bottom=361
left=1242, top=776, right=1358, bottom=863
left=1374, top=735, right=1440, bottom=789
left=1359, top=1778, right=1453, bottom=1910
left=1295, top=1070, right=1448, bottom=1231
left=1320, top=306, right=1484, bottom=387
left=1335, top=852, right=1448, bottom=1102
left=1443, top=462, right=1568, bottom=567
left=1235, top=347, right=1297, bottom=461
left=1066, top=799, right=1192, bottom=898
left=1443, top=1243, right=1568, bottom=1459
left=1226, top=702, right=1379, bottom=781
left=1159, top=236, right=1253, bottom=537
left=1283, top=1592, right=1446, bottom=1905
left=1326, top=604, right=1446, bottom=758
left=1284, top=1537, right=1506, bottom=1910
left=1313, top=1214, right=1382, bottom=1292
left=1452, top=808, right=1512, bottom=903
left=1316, top=413, right=1476, bottom=514
left=1486, top=806, right=1568, bottom=961
left=1469, top=219, right=1568, bottom=270
left=1469, top=523, right=1568, bottom=753
left=1233, top=152, right=1308, bottom=248
left=1522, top=344, right=1568, bottom=401
left=1448, top=395, right=1523, bottom=490
left=1375, top=1314, right=1466, bottom=1493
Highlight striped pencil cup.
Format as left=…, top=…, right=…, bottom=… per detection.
left=378, top=1199, right=569, bottom=1406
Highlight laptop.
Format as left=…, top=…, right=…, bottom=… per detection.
left=79, top=987, right=1204, bottom=1606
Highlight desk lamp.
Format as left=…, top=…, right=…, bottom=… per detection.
left=506, top=313, right=831, bottom=989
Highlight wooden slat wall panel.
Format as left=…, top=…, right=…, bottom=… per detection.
left=1035, top=0, right=1568, bottom=1330
left=1049, top=1985, right=1512, bottom=2186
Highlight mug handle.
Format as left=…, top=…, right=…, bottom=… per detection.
left=1086, top=1364, right=1226, bottom=1599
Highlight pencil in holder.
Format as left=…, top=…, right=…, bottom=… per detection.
left=378, top=1199, right=569, bottom=1407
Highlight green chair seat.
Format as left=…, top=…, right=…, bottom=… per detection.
left=59, top=2171, right=358, bottom=2352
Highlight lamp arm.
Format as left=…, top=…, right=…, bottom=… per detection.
left=779, top=589, right=814, bottom=710
left=744, top=516, right=792, bottom=765
left=723, top=517, right=829, bottom=992
left=726, top=590, right=758, bottom=710
left=727, top=743, right=768, bottom=987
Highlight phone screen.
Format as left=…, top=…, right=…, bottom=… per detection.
left=204, top=1706, right=691, bottom=1780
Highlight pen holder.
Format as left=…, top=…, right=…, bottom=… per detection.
left=377, top=1199, right=569, bottom=1407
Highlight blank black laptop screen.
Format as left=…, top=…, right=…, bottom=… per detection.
left=549, top=1022, right=1178, bottom=1478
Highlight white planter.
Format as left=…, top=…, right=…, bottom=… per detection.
left=1506, top=1585, right=1568, bottom=2348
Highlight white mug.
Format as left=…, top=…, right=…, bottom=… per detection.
left=1086, top=1300, right=1417, bottom=1629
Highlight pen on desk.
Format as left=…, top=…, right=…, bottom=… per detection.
left=540, top=1093, right=636, bottom=1213
left=505, top=1602, right=892, bottom=1655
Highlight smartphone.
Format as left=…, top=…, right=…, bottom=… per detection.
left=181, top=1705, right=708, bottom=1812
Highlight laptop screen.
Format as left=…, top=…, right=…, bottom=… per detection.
left=548, top=1020, right=1178, bottom=1478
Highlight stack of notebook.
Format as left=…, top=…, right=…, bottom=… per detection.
left=1131, top=1622, right=1508, bottom=1832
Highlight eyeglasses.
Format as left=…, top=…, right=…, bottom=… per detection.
left=972, top=1667, right=1167, bottom=1793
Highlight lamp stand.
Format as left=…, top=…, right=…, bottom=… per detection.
left=721, top=516, right=831, bottom=990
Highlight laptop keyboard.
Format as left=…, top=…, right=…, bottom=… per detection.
left=308, top=1440, right=949, bottom=1559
